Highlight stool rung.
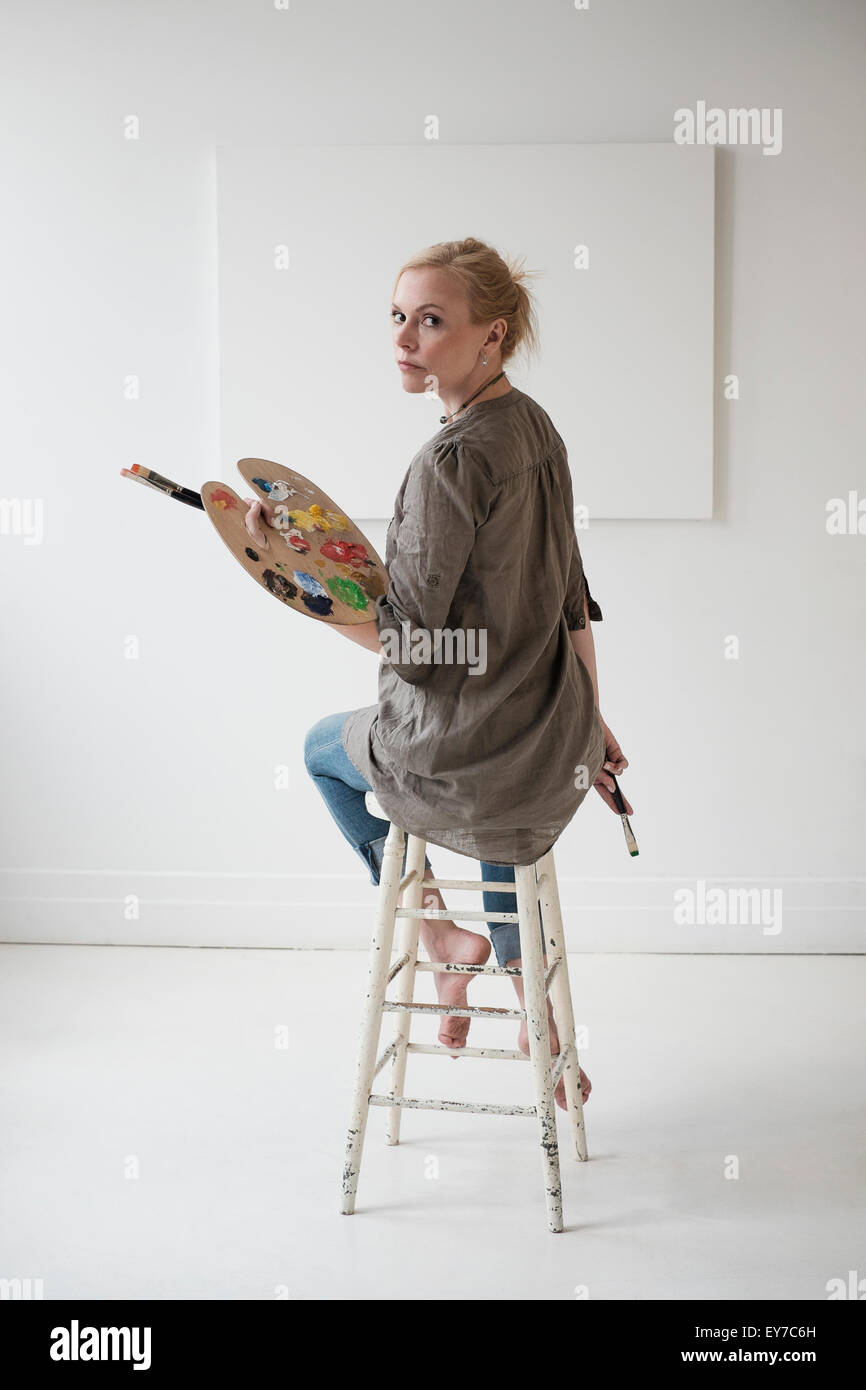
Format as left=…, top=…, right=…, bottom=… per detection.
left=387, top=953, right=523, bottom=983
left=386, top=952, right=412, bottom=983
left=550, top=1043, right=574, bottom=1087
left=387, top=954, right=558, bottom=993
left=403, top=875, right=540, bottom=894
left=382, top=999, right=524, bottom=1021
left=372, top=1037, right=400, bottom=1079
left=396, top=907, right=518, bottom=923
left=415, top=960, right=524, bottom=977
left=373, top=1038, right=569, bottom=1075
left=369, top=1093, right=536, bottom=1118
left=407, top=1042, right=528, bottom=1061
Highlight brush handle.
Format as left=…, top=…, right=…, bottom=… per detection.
left=608, top=770, right=639, bottom=855
left=609, top=772, right=627, bottom=815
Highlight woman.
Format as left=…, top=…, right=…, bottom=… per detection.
left=246, top=238, right=632, bottom=1110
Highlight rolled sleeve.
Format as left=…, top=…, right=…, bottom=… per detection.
left=374, top=440, right=493, bottom=684
left=563, top=529, right=603, bottom=628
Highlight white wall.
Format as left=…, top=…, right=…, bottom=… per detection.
left=217, top=140, right=716, bottom=519
left=1, top=0, right=863, bottom=953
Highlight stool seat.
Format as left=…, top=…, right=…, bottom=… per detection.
left=365, top=790, right=387, bottom=820
left=340, top=813, right=588, bottom=1233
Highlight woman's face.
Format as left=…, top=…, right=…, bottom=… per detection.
left=391, top=268, right=500, bottom=396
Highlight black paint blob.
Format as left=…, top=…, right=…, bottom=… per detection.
left=262, top=569, right=298, bottom=605
left=300, top=592, right=334, bottom=617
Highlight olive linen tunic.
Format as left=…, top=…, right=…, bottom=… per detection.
left=342, top=385, right=606, bottom=866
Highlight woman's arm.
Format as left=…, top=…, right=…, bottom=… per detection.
left=569, top=591, right=632, bottom=810
left=330, top=618, right=385, bottom=655
left=568, top=590, right=600, bottom=708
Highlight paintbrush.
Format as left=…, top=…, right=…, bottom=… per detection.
left=129, top=464, right=204, bottom=505
left=608, top=772, right=638, bottom=855
left=120, top=467, right=204, bottom=509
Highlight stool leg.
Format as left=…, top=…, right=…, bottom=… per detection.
left=385, top=833, right=427, bottom=1145
left=340, top=820, right=405, bottom=1215
left=536, top=849, right=588, bottom=1162
left=514, top=863, right=563, bottom=1233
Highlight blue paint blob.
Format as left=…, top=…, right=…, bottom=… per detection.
left=293, top=570, right=328, bottom=597
left=252, top=477, right=272, bottom=493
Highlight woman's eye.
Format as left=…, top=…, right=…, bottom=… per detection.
left=391, top=311, right=439, bottom=327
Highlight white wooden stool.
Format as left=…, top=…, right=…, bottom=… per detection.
left=340, top=792, right=589, bottom=1233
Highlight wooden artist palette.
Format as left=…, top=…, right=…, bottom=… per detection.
left=200, top=459, right=388, bottom=625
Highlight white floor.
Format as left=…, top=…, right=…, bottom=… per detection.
left=1, top=944, right=863, bottom=1301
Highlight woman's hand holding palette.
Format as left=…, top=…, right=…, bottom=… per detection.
left=201, top=458, right=388, bottom=625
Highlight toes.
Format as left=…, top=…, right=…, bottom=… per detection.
left=439, top=1016, right=470, bottom=1051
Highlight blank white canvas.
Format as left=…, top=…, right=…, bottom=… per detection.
left=216, top=143, right=714, bottom=520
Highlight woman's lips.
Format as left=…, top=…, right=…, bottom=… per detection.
left=398, top=361, right=423, bottom=370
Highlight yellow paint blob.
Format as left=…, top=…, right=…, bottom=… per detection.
left=289, top=505, right=350, bottom=534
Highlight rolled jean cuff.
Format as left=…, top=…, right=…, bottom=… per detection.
left=483, top=901, right=546, bottom=968
left=364, top=834, right=432, bottom=888
left=488, top=925, right=522, bottom=969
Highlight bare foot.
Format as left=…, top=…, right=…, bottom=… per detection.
left=516, top=1011, right=591, bottom=1111
left=415, top=869, right=491, bottom=1053
left=507, top=957, right=591, bottom=1111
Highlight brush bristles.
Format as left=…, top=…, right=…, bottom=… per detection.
left=621, top=814, right=639, bottom=856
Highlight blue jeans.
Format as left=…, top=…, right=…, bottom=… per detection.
left=303, top=710, right=544, bottom=968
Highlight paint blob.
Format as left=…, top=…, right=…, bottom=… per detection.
left=320, top=538, right=371, bottom=569
left=283, top=527, right=311, bottom=554
left=292, top=571, right=328, bottom=598
left=327, top=575, right=369, bottom=612
left=209, top=488, right=238, bottom=511
left=301, top=592, right=334, bottom=616
left=288, top=503, right=350, bottom=535
left=262, top=569, right=298, bottom=605
left=357, top=569, right=385, bottom=601
left=291, top=571, right=334, bottom=615
left=245, top=547, right=259, bottom=562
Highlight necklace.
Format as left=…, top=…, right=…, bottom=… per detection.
left=439, top=370, right=506, bottom=425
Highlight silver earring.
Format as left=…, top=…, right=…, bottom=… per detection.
left=482, top=352, right=487, bottom=366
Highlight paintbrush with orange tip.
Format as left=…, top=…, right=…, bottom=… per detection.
left=120, top=466, right=204, bottom=509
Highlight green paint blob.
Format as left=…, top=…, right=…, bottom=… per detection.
left=327, top=576, right=369, bottom=612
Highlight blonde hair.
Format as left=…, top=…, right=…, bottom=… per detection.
left=392, top=237, right=541, bottom=367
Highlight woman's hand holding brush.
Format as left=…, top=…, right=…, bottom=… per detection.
left=593, top=715, right=631, bottom=811
left=593, top=715, right=638, bottom=856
